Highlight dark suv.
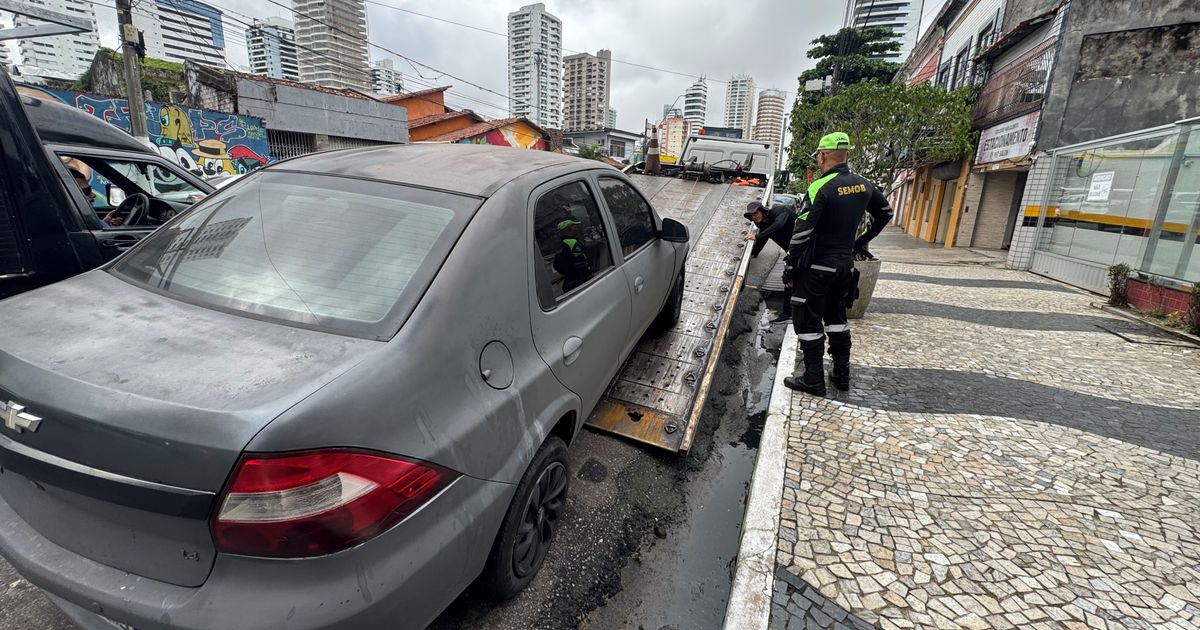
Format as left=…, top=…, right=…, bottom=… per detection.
left=0, top=68, right=213, bottom=299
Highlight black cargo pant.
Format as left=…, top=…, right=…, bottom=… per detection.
left=790, top=262, right=856, bottom=365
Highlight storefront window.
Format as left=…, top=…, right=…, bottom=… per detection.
left=1146, top=126, right=1200, bottom=281
left=1041, top=130, right=1178, bottom=271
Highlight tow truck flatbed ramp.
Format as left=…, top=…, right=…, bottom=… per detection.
left=586, top=175, right=765, bottom=453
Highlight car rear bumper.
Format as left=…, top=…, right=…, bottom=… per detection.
left=0, top=474, right=514, bottom=630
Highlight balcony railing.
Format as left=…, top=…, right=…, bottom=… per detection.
left=972, top=38, right=1057, bottom=128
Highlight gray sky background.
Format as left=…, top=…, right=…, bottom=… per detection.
left=79, top=0, right=848, bottom=132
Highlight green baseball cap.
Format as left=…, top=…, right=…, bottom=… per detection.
left=557, top=219, right=582, bottom=231
left=813, top=132, right=852, bottom=155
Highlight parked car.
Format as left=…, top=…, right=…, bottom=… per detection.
left=0, top=68, right=214, bottom=299
left=0, top=143, right=689, bottom=630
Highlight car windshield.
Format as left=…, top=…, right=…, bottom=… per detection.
left=111, top=171, right=480, bottom=338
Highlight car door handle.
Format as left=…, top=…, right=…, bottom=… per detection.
left=563, top=336, right=583, bottom=365
left=633, top=276, right=645, bottom=294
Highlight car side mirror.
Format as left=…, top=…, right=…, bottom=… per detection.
left=660, top=217, right=689, bottom=243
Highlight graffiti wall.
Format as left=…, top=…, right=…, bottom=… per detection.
left=23, top=86, right=272, bottom=177
left=457, top=121, right=547, bottom=150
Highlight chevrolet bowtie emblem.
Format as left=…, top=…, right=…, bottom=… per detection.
left=1, top=401, right=42, bottom=434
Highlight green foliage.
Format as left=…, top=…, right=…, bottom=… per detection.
left=786, top=82, right=975, bottom=188
left=1107, top=263, right=1130, bottom=306
left=798, top=27, right=902, bottom=91
left=1189, top=282, right=1200, bottom=335
left=577, top=144, right=605, bottom=161
left=73, top=48, right=184, bottom=102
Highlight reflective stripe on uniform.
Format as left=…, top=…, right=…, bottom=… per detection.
left=805, top=171, right=839, bottom=208
left=797, top=332, right=825, bottom=341
left=790, top=296, right=807, bottom=305
left=810, top=264, right=837, bottom=273
left=790, top=228, right=813, bottom=245
left=825, top=324, right=850, bottom=332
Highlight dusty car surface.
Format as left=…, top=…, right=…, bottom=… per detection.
left=0, top=143, right=688, bottom=630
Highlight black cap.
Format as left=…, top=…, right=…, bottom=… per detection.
left=743, top=201, right=766, bottom=221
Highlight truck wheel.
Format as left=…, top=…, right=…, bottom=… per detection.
left=479, top=436, right=569, bottom=600
left=653, top=271, right=685, bottom=333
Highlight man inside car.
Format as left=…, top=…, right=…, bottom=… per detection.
left=65, top=160, right=125, bottom=228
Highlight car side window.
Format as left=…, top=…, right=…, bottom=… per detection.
left=534, top=180, right=615, bottom=301
left=598, top=177, right=656, bottom=258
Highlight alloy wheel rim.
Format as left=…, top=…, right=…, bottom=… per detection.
left=512, top=461, right=567, bottom=578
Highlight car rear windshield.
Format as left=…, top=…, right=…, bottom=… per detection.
left=111, top=171, right=480, bottom=339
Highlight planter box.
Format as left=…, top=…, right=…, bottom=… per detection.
left=1127, top=278, right=1191, bottom=316
left=848, top=259, right=881, bottom=320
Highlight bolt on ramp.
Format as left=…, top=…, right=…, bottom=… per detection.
left=587, top=175, right=766, bottom=453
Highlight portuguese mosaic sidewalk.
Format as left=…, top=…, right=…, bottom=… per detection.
left=736, top=232, right=1200, bottom=630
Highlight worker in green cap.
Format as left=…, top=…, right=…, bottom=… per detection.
left=554, top=218, right=593, bottom=291
left=781, top=131, right=893, bottom=395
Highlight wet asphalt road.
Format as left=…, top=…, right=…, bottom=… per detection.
left=0, top=286, right=784, bottom=630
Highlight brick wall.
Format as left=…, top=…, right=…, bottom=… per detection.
left=1127, top=278, right=1192, bottom=315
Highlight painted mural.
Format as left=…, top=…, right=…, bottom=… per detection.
left=24, top=86, right=272, bottom=177
left=457, top=123, right=547, bottom=150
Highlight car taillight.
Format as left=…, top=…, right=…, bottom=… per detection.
left=212, top=449, right=457, bottom=558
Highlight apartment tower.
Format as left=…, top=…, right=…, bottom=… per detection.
left=844, top=0, right=920, bottom=61
left=247, top=17, right=300, bottom=81
left=682, top=78, right=707, bottom=134
left=563, top=49, right=611, bottom=132
left=293, top=0, right=371, bottom=90
left=724, top=74, right=755, bottom=139
left=507, top=3, right=563, bottom=129
left=11, top=0, right=100, bottom=80
left=132, top=0, right=226, bottom=67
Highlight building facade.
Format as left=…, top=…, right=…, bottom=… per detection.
left=1002, top=0, right=1200, bottom=307
left=724, top=74, right=755, bottom=140
left=845, top=0, right=921, bottom=62
left=682, top=78, right=707, bottom=134
left=133, top=0, right=226, bottom=68
left=751, top=88, right=786, bottom=149
left=564, top=128, right=641, bottom=160
left=562, top=49, right=610, bottom=132
left=658, top=115, right=690, bottom=162
left=11, top=0, right=100, bottom=81
left=370, top=58, right=403, bottom=96
left=607, top=107, right=617, bottom=128
left=247, top=17, right=299, bottom=81
left=294, top=0, right=371, bottom=91
left=507, top=3, right=563, bottom=129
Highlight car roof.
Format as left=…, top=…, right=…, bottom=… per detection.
left=21, top=93, right=154, bottom=154
left=275, top=143, right=597, bottom=197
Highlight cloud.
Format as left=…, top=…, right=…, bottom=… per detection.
left=90, top=0, right=844, bottom=134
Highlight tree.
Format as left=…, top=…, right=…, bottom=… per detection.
left=577, top=143, right=604, bottom=161
left=786, top=82, right=974, bottom=190
left=799, top=27, right=902, bottom=91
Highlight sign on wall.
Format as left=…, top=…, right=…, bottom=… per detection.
left=976, top=110, right=1041, bottom=165
left=23, top=85, right=272, bottom=177
left=1087, top=171, right=1115, bottom=202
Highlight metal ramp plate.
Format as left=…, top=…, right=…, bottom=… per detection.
left=587, top=176, right=764, bottom=453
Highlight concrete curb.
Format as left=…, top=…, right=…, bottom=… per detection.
left=1093, top=302, right=1200, bottom=346
left=723, top=326, right=796, bottom=630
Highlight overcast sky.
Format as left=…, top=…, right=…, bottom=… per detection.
left=78, top=0, right=847, bottom=131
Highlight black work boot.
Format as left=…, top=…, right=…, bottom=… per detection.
left=827, top=332, right=852, bottom=391
left=784, top=339, right=826, bottom=396
left=770, top=310, right=792, bottom=324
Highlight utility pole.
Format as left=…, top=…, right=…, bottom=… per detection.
left=115, top=0, right=148, bottom=142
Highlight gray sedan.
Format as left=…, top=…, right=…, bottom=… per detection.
left=0, top=144, right=689, bottom=629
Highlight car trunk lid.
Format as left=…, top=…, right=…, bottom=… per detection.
left=0, top=271, right=380, bottom=586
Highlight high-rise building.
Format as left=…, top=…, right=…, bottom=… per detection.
left=133, top=0, right=226, bottom=68
left=607, top=107, right=617, bottom=129
left=562, top=49, right=610, bottom=132
left=662, top=105, right=682, bottom=120
left=370, top=59, right=403, bottom=96
left=724, top=74, right=755, bottom=140
left=682, top=78, right=707, bottom=134
left=11, top=0, right=100, bottom=81
left=247, top=17, right=299, bottom=81
left=845, top=0, right=919, bottom=62
left=507, top=3, right=563, bottom=129
left=752, top=89, right=787, bottom=154
left=658, top=115, right=689, bottom=160
left=294, top=0, right=371, bottom=91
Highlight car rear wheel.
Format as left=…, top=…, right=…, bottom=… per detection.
left=479, top=436, right=569, bottom=599
left=653, top=271, right=685, bottom=332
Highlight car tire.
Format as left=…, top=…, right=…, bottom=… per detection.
left=479, top=436, right=570, bottom=600
left=653, top=271, right=685, bottom=332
